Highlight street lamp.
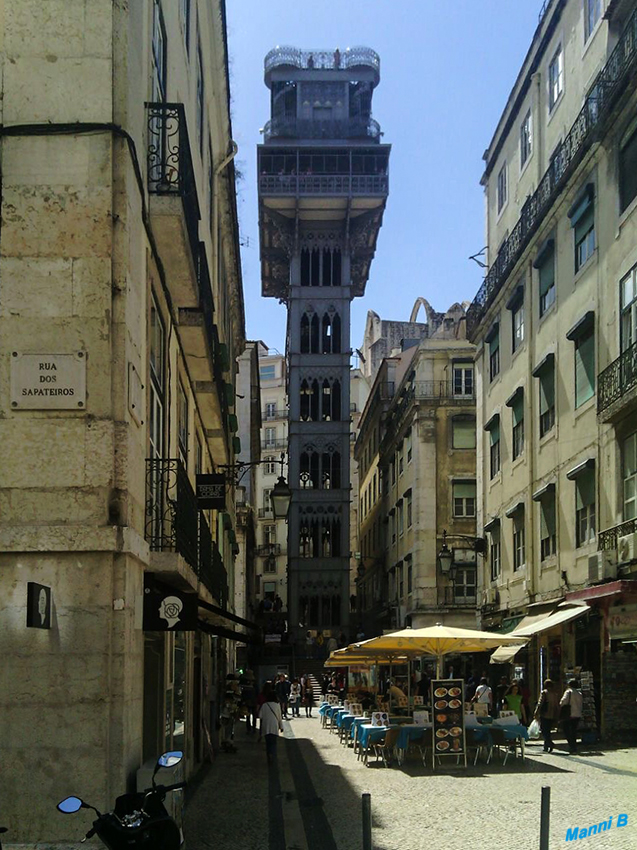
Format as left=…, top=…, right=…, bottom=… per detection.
left=270, top=473, right=292, bottom=520
left=437, top=529, right=454, bottom=574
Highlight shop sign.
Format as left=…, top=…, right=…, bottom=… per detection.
left=608, top=605, right=637, bottom=639
left=11, top=352, right=86, bottom=409
left=143, top=582, right=198, bottom=631
left=26, top=582, right=52, bottom=629
left=431, top=679, right=466, bottom=767
left=196, top=473, right=226, bottom=510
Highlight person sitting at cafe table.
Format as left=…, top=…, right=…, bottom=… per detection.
left=388, top=680, right=407, bottom=701
left=503, top=681, right=527, bottom=724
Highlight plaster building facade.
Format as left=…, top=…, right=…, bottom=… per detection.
left=358, top=303, right=429, bottom=383
left=356, top=304, right=477, bottom=637
left=254, top=345, right=289, bottom=614
left=0, top=1, right=249, bottom=842
left=468, top=0, right=637, bottom=736
left=258, top=46, right=390, bottom=644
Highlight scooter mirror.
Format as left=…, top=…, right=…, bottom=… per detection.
left=57, top=797, right=84, bottom=814
left=157, top=750, right=183, bottom=769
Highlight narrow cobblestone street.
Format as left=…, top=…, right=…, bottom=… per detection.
left=185, top=718, right=637, bottom=850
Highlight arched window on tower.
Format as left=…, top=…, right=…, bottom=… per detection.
left=300, top=248, right=311, bottom=286
left=311, top=248, right=320, bottom=285
left=300, top=313, right=310, bottom=353
left=300, top=379, right=320, bottom=421
left=311, top=313, right=320, bottom=352
left=321, top=312, right=341, bottom=353
left=320, top=379, right=341, bottom=421
left=322, top=450, right=341, bottom=490
left=300, top=450, right=319, bottom=489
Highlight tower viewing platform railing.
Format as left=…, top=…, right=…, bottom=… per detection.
left=263, top=116, right=382, bottom=143
left=258, top=172, right=388, bottom=196
left=264, top=45, right=380, bottom=76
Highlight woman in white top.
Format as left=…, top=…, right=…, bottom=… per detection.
left=258, top=687, right=284, bottom=762
left=289, top=680, right=302, bottom=717
left=560, top=679, right=584, bottom=753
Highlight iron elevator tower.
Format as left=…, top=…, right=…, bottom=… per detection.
left=258, top=46, right=390, bottom=642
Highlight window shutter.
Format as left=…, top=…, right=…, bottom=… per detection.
left=576, top=469, right=595, bottom=511
left=453, top=482, right=476, bottom=499
left=512, top=393, right=524, bottom=426
left=539, top=370, right=554, bottom=414
left=539, top=254, right=555, bottom=297
left=541, top=497, right=556, bottom=537
left=574, top=205, right=594, bottom=244
left=620, top=128, right=637, bottom=213
left=575, top=328, right=595, bottom=406
left=454, top=418, right=476, bottom=449
left=490, top=420, right=500, bottom=445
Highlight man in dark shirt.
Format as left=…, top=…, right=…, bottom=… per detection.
left=275, top=674, right=291, bottom=718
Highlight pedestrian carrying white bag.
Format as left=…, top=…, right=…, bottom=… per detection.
left=528, top=719, right=541, bottom=739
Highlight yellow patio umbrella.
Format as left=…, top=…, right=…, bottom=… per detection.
left=351, top=623, right=529, bottom=677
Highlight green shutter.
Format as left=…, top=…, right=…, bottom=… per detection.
left=539, top=370, right=554, bottom=415
left=218, top=342, right=230, bottom=373
left=490, top=421, right=500, bottom=446
left=233, top=435, right=241, bottom=454
left=540, top=496, right=556, bottom=537
left=453, top=482, right=476, bottom=499
left=576, top=468, right=595, bottom=510
left=454, top=418, right=476, bottom=448
left=575, top=328, right=595, bottom=407
left=574, top=205, right=594, bottom=245
left=539, top=254, right=555, bottom=297
left=224, top=382, right=235, bottom=407
left=512, top=393, right=524, bottom=426
left=228, top=413, right=238, bottom=432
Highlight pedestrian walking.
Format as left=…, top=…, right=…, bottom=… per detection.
left=258, top=686, right=284, bottom=763
left=275, top=673, right=291, bottom=718
left=303, top=680, right=315, bottom=717
left=315, top=630, right=325, bottom=659
left=289, top=679, right=301, bottom=717
left=534, top=678, right=560, bottom=752
left=503, top=681, right=527, bottom=724
left=560, top=678, right=584, bottom=753
left=305, top=630, right=315, bottom=660
left=326, top=634, right=338, bottom=656
left=321, top=674, right=330, bottom=699
left=471, top=677, right=493, bottom=711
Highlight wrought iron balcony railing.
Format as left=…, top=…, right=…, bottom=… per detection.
left=598, top=517, right=637, bottom=551
left=412, top=381, right=476, bottom=402
left=258, top=507, right=274, bottom=518
left=262, top=408, right=288, bottom=421
left=257, top=543, right=282, bottom=557
left=263, top=117, right=381, bottom=143
left=466, top=7, right=637, bottom=339
left=437, top=586, right=478, bottom=607
left=145, top=458, right=199, bottom=571
left=146, top=102, right=200, bottom=258
left=258, top=173, right=388, bottom=197
left=597, top=340, right=637, bottom=414
left=264, top=45, right=380, bottom=75
left=199, top=514, right=229, bottom=608
left=262, top=439, right=288, bottom=450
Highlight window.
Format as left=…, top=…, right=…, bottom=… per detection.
left=398, top=563, right=404, bottom=598
left=391, top=458, right=396, bottom=486
left=195, top=434, right=203, bottom=475
left=520, top=109, right=532, bottom=168
left=575, top=469, right=596, bottom=547
left=149, top=298, right=165, bottom=469
left=574, top=325, right=595, bottom=407
left=623, top=432, right=637, bottom=521
left=265, top=402, right=277, bottom=419
left=264, top=456, right=277, bottom=475
left=454, top=568, right=477, bottom=603
left=260, top=364, right=276, bottom=381
left=264, top=427, right=276, bottom=448
left=406, top=428, right=412, bottom=463
left=406, top=491, right=413, bottom=528
left=513, top=513, right=526, bottom=570
left=497, top=163, right=507, bottom=213
left=488, top=324, right=500, bottom=381
left=569, top=186, right=595, bottom=272
left=512, top=303, right=525, bottom=351
left=151, top=0, right=167, bottom=103
left=263, top=556, right=277, bottom=574
left=536, top=243, right=555, bottom=317
left=453, top=417, right=476, bottom=449
left=407, top=558, right=413, bottom=595
left=179, top=0, right=191, bottom=56
left=178, top=382, right=188, bottom=463
left=196, top=39, right=204, bottom=155
left=263, top=489, right=273, bottom=515
left=489, top=420, right=501, bottom=479
left=390, top=510, right=396, bottom=545
left=453, top=482, right=476, bottom=518
left=621, top=265, right=637, bottom=355
left=453, top=365, right=474, bottom=396
left=264, top=524, right=277, bottom=545
left=548, top=45, right=563, bottom=112
left=398, top=443, right=404, bottom=477
left=539, top=492, right=557, bottom=561
left=619, top=126, right=637, bottom=213
left=536, top=359, right=555, bottom=437
left=584, top=0, right=602, bottom=42
left=397, top=500, right=404, bottom=537
left=490, top=530, right=501, bottom=581
left=511, top=391, right=524, bottom=460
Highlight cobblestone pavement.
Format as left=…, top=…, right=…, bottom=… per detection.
left=185, top=716, right=637, bottom=850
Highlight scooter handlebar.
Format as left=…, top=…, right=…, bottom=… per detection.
left=161, top=781, right=187, bottom=793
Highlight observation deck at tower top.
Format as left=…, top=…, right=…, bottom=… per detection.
left=264, top=46, right=380, bottom=85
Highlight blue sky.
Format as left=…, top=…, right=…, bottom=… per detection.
left=226, top=1, right=542, bottom=352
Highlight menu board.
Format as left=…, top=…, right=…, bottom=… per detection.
left=431, top=679, right=466, bottom=768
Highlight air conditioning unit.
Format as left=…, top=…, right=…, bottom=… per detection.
left=483, top=587, right=497, bottom=606
left=453, top=548, right=477, bottom=564
left=618, top=532, right=637, bottom=565
left=588, top=551, right=616, bottom=582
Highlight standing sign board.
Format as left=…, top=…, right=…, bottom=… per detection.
left=431, top=679, right=466, bottom=768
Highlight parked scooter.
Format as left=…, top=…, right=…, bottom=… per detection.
left=57, top=750, right=185, bottom=849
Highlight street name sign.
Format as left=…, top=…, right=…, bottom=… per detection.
left=11, top=352, right=87, bottom=409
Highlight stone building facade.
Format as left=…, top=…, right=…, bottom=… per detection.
left=356, top=304, right=477, bottom=637
left=258, top=46, right=390, bottom=644
left=468, top=0, right=637, bottom=734
left=0, top=0, right=248, bottom=842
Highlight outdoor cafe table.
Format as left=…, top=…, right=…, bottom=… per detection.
left=465, top=719, right=529, bottom=761
left=358, top=724, right=391, bottom=763
left=394, top=724, right=433, bottom=765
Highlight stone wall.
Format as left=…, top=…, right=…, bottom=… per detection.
left=602, top=651, right=637, bottom=741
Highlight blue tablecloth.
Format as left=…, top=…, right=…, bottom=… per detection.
left=350, top=716, right=369, bottom=739
left=358, top=724, right=390, bottom=750
left=337, top=712, right=355, bottom=729
left=494, top=722, right=529, bottom=741
left=395, top=725, right=429, bottom=751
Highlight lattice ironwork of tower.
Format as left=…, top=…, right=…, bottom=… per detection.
left=258, top=46, right=390, bottom=642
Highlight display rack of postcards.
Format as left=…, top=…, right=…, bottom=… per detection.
left=564, top=666, right=596, bottom=731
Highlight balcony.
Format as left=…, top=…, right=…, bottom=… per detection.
left=199, top=514, right=229, bottom=608
left=264, top=45, right=380, bottom=80
left=413, top=381, right=475, bottom=403
left=598, top=517, right=637, bottom=551
left=597, top=340, right=637, bottom=420
left=146, top=458, right=199, bottom=574
left=258, top=172, right=388, bottom=197
left=146, top=102, right=201, bottom=308
left=262, top=439, right=288, bottom=450
left=258, top=507, right=274, bottom=519
left=437, top=586, right=477, bottom=607
left=263, top=116, right=382, bottom=143
left=257, top=543, right=282, bottom=557
left=262, top=408, right=288, bottom=421
left=466, top=6, right=637, bottom=340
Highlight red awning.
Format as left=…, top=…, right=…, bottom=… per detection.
left=566, top=580, right=637, bottom=603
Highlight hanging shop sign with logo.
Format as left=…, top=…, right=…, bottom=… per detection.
left=196, top=473, right=226, bottom=510
left=143, top=578, right=198, bottom=631
left=26, top=582, right=52, bottom=629
left=608, top=604, right=637, bottom=639
left=11, top=352, right=87, bottom=409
